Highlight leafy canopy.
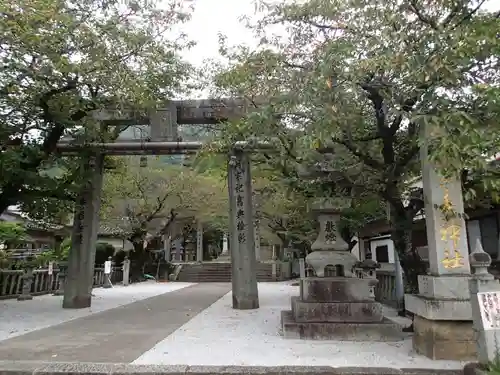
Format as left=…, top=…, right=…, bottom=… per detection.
left=215, top=0, right=500, bottom=189
left=212, top=0, right=500, bottom=289
left=100, top=157, right=228, bottom=243
left=0, top=0, right=193, bottom=214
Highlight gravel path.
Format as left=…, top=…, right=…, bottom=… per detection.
left=134, top=282, right=465, bottom=370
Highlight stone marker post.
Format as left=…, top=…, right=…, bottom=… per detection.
left=404, top=134, right=473, bottom=360
left=299, top=258, right=306, bottom=279
left=272, top=262, right=277, bottom=281
left=227, top=148, right=259, bottom=309
left=103, top=257, right=112, bottom=288
left=17, top=266, right=34, bottom=301
left=48, top=261, right=54, bottom=292
left=393, top=250, right=405, bottom=310
left=163, top=235, right=171, bottom=262
left=122, top=256, right=130, bottom=286
left=54, top=261, right=67, bottom=296
left=218, top=233, right=229, bottom=260
left=469, top=239, right=500, bottom=364
left=196, top=221, right=203, bottom=262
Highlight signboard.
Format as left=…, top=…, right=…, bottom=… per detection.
left=478, top=292, right=500, bottom=330
left=104, top=261, right=112, bottom=275
left=48, top=262, right=54, bottom=275
left=176, top=99, right=249, bottom=124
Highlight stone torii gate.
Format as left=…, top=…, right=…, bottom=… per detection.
left=57, top=98, right=267, bottom=311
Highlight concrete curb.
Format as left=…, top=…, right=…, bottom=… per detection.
left=0, top=361, right=466, bottom=375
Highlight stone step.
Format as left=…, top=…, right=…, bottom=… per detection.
left=178, top=277, right=276, bottom=282
left=281, top=310, right=406, bottom=341
left=175, top=262, right=278, bottom=283
left=178, top=278, right=276, bottom=283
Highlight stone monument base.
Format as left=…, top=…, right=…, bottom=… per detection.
left=413, top=315, right=476, bottom=360
left=281, top=310, right=403, bottom=340
left=405, top=275, right=475, bottom=361
left=215, top=255, right=230, bottom=262
left=280, top=277, right=405, bottom=341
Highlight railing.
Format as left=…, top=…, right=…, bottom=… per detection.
left=375, top=270, right=401, bottom=308
left=0, top=266, right=123, bottom=300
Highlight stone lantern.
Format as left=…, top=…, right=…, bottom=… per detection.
left=280, top=146, right=403, bottom=340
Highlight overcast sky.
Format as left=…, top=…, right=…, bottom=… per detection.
left=179, top=0, right=500, bottom=69
left=179, top=0, right=257, bottom=68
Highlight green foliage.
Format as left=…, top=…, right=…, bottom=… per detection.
left=34, top=236, right=71, bottom=264
left=0, top=222, right=27, bottom=244
left=212, top=0, right=500, bottom=291
left=0, top=0, right=194, bottom=216
left=100, top=157, right=228, bottom=246
left=0, top=221, right=28, bottom=267
left=214, top=0, right=500, bottom=191
left=95, top=242, right=115, bottom=265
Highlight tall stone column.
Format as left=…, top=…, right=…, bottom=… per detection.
left=196, top=221, right=203, bottom=262
left=217, top=233, right=230, bottom=261
left=404, top=135, right=474, bottom=360
left=222, top=234, right=229, bottom=255
left=228, top=149, right=259, bottom=309
left=163, top=234, right=171, bottom=262
left=63, top=153, right=105, bottom=309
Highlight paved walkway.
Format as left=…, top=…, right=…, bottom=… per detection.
left=0, top=283, right=231, bottom=363
left=0, top=282, right=192, bottom=341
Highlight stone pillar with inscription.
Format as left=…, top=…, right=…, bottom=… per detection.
left=196, top=221, right=203, bottom=262
left=228, top=149, right=259, bottom=310
left=404, top=137, right=474, bottom=360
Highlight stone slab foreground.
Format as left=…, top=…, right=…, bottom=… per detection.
left=0, top=361, right=467, bottom=375
left=0, top=283, right=231, bottom=363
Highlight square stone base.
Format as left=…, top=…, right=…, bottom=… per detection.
left=405, top=293, right=472, bottom=320
left=281, top=311, right=405, bottom=341
left=291, top=296, right=384, bottom=323
left=413, top=315, right=476, bottom=360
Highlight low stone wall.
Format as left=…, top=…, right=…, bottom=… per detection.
left=0, top=266, right=123, bottom=300
left=0, top=361, right=465, bottom=375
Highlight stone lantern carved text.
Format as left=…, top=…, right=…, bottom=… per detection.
left=325, top=220, right=336, bottom=243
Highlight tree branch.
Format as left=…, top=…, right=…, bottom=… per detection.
left=332, top=137, right=385, bottom=170
left=408, top=0, right=439, bottom=29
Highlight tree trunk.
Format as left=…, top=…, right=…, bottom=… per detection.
left=0, top=197, right=13, bottom=215
left=389, top=208, right=426, bottom=294
left=128, top=241, right=148, bottom=282
left=0, top=185, right=18, bottom=214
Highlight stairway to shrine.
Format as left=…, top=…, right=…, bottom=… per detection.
left=175, top=262, right=284, bottom=282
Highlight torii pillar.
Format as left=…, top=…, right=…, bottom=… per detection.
left=228, top=148, right=259, bottom=310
